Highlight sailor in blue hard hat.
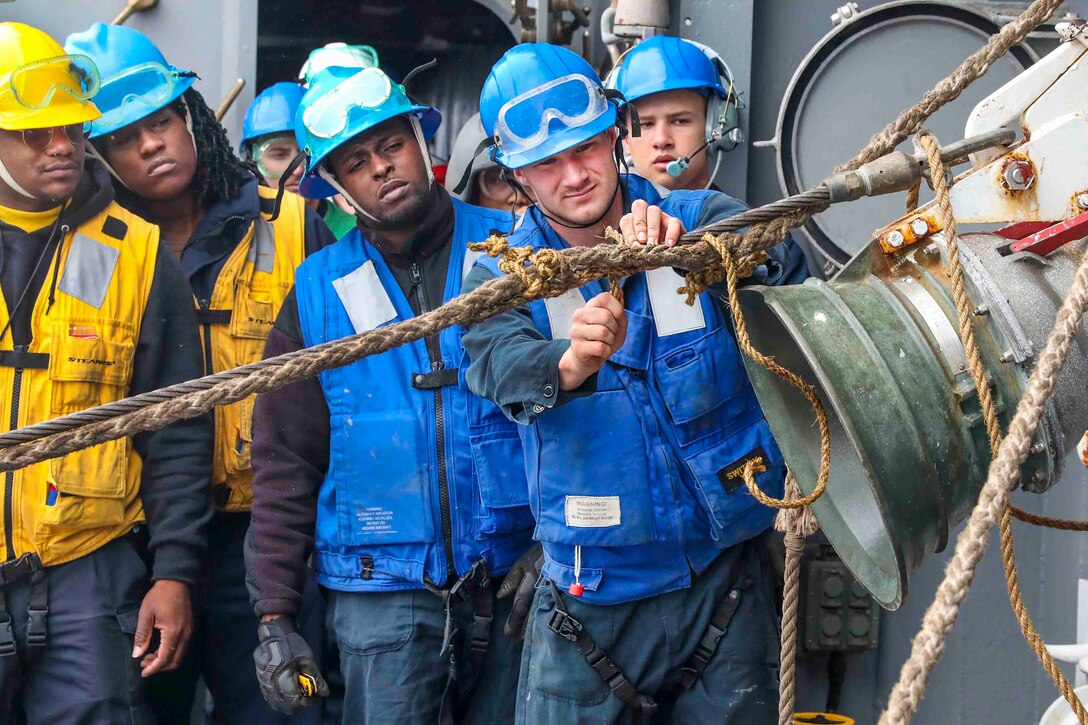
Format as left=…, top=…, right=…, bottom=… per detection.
left=463, top=42, right=808, bottom=723
left=240, top=81, right=307, bottom=194
left=609, top=35, right=742, bottom=192
left=66, top=22, right=339, bottom=725
left=248, top=64, right=537, bottom=721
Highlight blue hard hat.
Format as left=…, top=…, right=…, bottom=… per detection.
left=240, top=81, right=305, bottom=150
left=480, top=43, right=617, bottom=170
left=610, top=36, right=727, bottom=105
left=64, top=22, right=196, bottom=139
left=295, top=65, right=439, bottom=199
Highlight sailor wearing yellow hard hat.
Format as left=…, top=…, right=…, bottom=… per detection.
left=0, top=22, right=211, bottom=723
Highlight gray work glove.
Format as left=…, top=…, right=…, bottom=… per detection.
left=254, top=616, right=330, bottom=715
left=498, top=542, right=544, bottom=639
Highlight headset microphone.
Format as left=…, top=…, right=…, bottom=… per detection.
left=665, top=132, right=718, bottom=178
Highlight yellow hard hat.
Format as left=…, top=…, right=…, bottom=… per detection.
left=0, top=22, right=101, bottom=131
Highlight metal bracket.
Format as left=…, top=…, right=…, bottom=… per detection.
left=831, top=3, right=862, bottom=27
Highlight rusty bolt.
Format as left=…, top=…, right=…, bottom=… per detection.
left=1002, top=159, right=1036, bottom=191
left=1029, top=442, right=1046, bottom=456
left=885, top=230, right=905, bottom=248
left=911, top=218, right=930, bottom=237
left=1077, top=193, right=1088, bottom=210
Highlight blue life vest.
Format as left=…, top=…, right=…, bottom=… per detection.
left=475, top=175, right=785, bottom=605
left=295, top=197, right=533, bottom=593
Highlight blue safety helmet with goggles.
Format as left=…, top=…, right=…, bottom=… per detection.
left=240, top=81, right=305, bottom=150
left=294, top=65, right=439, bottom=201
left=479, top=43, right=631, bottom=171
left=64, top=22, right=196, bottom=139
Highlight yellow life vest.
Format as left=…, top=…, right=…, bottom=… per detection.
left=0, top=203, right=158, bottom=566
left=199, top=187, right=306, bottom=512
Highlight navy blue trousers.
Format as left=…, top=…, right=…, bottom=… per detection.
left=517, top=536, right=780, bottom=724
left=328, top=585, right=522, bottom=724
left=0, top=536, right=153, bottom=724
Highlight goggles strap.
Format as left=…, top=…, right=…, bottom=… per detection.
left=603, top=89, right=639, bottom=138
left=401, top=59, right=437, bottom=91
left=0, top=157, right=35, bottom=199
left=451, top=137, right=496, bottom=196
left=269, top=151, right=308, bottom=222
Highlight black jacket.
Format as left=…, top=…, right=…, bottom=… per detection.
left=0, top=159, right=213, bottom=584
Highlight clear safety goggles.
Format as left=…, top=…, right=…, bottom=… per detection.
left=302, top=67, right=392, bottom=140
left=6, top=55, right=100, bottom=110
left=300, top=44, right=380, bottom=86
left=252, top=134, right=300, bottom=181
left=493, top=74, right=610, bottom=157
left=94, top=62, right=184, bottom=131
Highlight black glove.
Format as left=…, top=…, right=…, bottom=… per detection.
left=254, top=616, right=330, bottom=715
left=498, top=542, right=544, bottom=639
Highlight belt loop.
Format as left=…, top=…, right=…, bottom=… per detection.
left=0, top=589, right=14, bottom=658
left=25, top=562, right=48, bottom=650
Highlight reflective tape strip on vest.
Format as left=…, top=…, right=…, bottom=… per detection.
left=295, top=197, right=533, bottom=590
left=0, top=203, right=158, bottom=567
left=205, top=186, right=307, bottom=512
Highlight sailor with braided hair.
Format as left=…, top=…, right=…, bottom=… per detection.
left=65, top=23, right=337, bottom=725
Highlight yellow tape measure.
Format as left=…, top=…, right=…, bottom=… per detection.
left=297, top=673, right=318, bottom=698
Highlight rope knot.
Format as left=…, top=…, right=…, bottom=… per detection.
left=469, top=233, right=570, bottom=298
left=677, top=232, right=767, bottom=305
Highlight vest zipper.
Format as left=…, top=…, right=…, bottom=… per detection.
left=4, top=345, right=26, bottom=560
left=198, top=298, right=214, bottom=376
left=411, top=262, right=456, bottom=585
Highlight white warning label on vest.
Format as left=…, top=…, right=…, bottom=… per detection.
left=564, top=496, right=621, bottom=528
left=356, top=506, right=397, bottom=536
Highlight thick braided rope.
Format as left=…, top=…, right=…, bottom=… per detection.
left=836, top=0, right=1063, bottom=173
left=879, top=138, right=1088, bottom=725
left=918, top=132, right=1085, bottom=720
left=775, top=471, right=820, bottom=725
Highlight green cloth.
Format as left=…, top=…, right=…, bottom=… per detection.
left=322, top=203, right=356, bottom=239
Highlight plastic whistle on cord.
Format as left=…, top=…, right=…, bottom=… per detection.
left=569, top=545, right=585, bottom=596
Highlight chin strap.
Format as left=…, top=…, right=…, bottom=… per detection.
left=0, top=156, right=35, bottom=199
left=316, top=166, right=380, bottom=223
left=178, top=96, right=198, bottom=161
left=408, top=114, right=435, bottom=185
left=85, top=141, right=130, bottom=191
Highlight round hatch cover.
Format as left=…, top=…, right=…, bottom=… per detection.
left=776, top=1, right=1036, bottom=265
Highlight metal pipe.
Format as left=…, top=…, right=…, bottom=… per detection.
left=215, top=79, right=246, bottom=122
left=111, top=0, right=159, bottom=25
